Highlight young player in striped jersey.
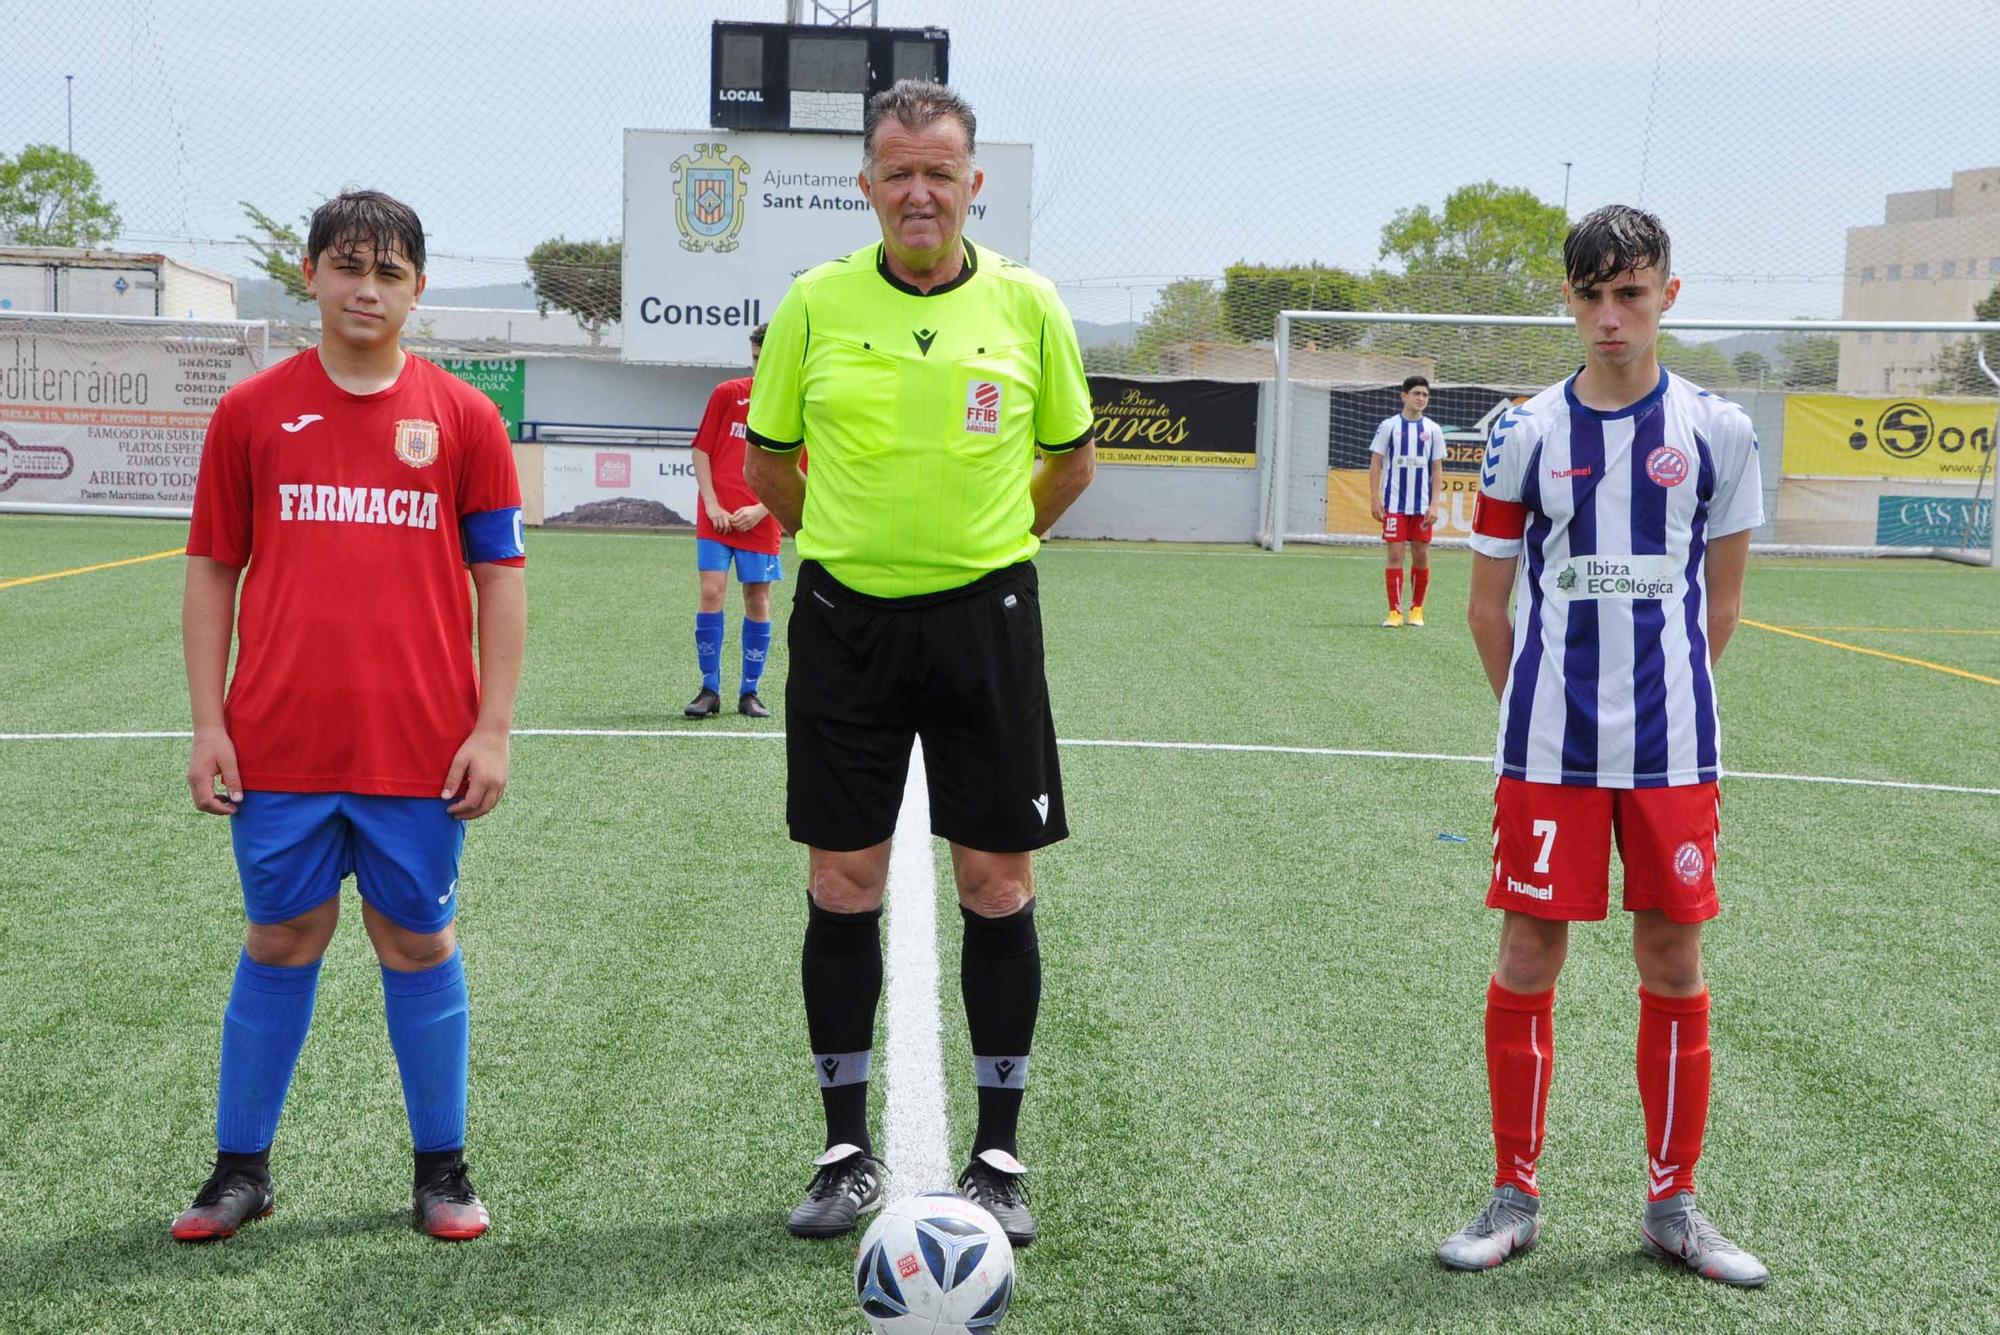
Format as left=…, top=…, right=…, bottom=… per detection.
left=1368, top=376, right=1446, bottom=626
left=1437, top=205, right=1768, bottom=1287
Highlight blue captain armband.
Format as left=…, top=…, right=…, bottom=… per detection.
left=462, top=507, right=526, bottom=564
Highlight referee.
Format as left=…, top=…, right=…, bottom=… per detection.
left=745, top=78, right=1095, bottom=1247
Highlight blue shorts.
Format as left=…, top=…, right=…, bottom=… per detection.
left=696, top=537, right=784, bottom=583
left=230, top=792, right=467, bottom=934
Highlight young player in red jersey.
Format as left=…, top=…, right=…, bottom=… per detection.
left=172, top=191, right=526, bottom=1243
left=685, top=323, right=782, bottom=719
left=1437, top=206, right=1766, bottom=1286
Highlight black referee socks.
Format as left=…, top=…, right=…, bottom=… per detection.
left=961, top=900, right=1041, bottom=1159
left=802, top=896, right=884, bottom=1154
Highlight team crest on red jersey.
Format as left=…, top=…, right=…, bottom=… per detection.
left=1646, top=444, right=1690, bottom=487
left=1673, top=840, right=1706, bottom=886
left=395, top=419, right=441, bottom=468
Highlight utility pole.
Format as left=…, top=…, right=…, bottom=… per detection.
left=1561, top=161, right=1573, bottom=218
left=66, top=75, right=74, bottom=152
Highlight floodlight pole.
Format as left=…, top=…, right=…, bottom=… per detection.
left=66, top=75, right=74, bottom=153
left=1562, top=161, right=1573, bottom=217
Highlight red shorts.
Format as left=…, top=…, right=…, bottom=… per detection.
left=1485, top=777, right=1721, bottom=924
left=1383, top=512, right=1435, bottom=544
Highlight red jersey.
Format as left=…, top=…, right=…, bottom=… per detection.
left=692, top=376, right=782, bottom=554
left=186, top=349, right=525, bottom=797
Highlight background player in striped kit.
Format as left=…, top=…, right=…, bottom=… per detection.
left=1437, top=205, right=1768, bottom=1286
left=1367, top=375, right=1446, bottom=626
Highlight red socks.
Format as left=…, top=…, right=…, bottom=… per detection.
left=1638, top=986, right=1711, bottom=1200
left=1485, top=978, right=1555, bottom=1195
left=1412, top=567, right=1431, bottom=609
left=1385, top=568, right=1404, bottom=612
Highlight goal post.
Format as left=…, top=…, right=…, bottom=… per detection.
left=1263, top=311, right=2000, bottom=567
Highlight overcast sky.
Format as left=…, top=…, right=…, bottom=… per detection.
left=5, top=0, right=1998, bottom=325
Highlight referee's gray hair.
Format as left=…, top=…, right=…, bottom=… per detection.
left=861, top=79, right=977, bottom=177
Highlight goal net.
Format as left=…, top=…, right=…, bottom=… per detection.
left=1260, top=312, right=2000, bottom=565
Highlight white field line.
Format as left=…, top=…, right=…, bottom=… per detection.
left=881, top=739, right=951, bottom=1199
left=4, top=728, right=1998, bottom=798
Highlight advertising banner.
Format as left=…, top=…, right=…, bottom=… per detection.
left=1876, top=493, right=1992, bottom=548
left=1087, top=377, right=1257, bottom=467
left=1325, top=469, right=1481, bottom=539
left=440, top=358, right=525, bottom=439
left=542, top=444, right=699, bottom=527
left=623, top=130, right=1033, bottom=366
left=1784, top=394, right=1997, bottom=480
left=1327, top=385, right=1532, bottom=471
left=0, top=314, right=264, bottom=516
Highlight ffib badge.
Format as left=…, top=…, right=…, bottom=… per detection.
left=394, top=419, right=440, bottom=468
left=965, top=381, right=1001, bottom=435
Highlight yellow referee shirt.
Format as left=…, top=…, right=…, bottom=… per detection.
left=747, top=240, right=1094, bottom=598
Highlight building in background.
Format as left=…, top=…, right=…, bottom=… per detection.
left=0, top=247, right=238, bottom=321
left=1840, top=166, right=2000, bottom=393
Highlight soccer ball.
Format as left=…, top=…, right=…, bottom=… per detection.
left=853, top=1192, right=1016, bottom=1333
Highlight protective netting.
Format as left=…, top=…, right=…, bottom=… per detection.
left=1262, top=313, right=1998, bottom=562
left=4, top=0, right=1998, bottom=356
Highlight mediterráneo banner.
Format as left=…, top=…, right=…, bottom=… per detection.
left=0, top=313, right=266, bottom=518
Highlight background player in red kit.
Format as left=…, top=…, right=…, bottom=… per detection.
left=685, top=323, right=781, bottom=719
left=1438, top=205, right=1766, bottom=1286
left=172, top=191, right=526, bottom=1243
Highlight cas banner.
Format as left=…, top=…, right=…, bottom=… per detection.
left=1327, top=384, right=1532, bottom=471
left=440, top=358, right=524, bottom=439
left=1087, top=377, right=1258, bottom=467
left=1876, top=494, right=1992, bottom=548
left=623, top=130, right=1033, bottom=366
left=1784, top=395, right=1997, bottom=480
left=0, top=314, right=265, bottom=516
left=542, top=444, right=699, bottom=528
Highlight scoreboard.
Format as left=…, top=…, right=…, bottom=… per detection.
left=710, top=21, right=950, bottom=134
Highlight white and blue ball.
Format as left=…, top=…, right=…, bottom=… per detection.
left=854, top=1193, right=1015, bottom=1333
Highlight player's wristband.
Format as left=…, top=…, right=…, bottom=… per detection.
left=462, top=506, right=526, bottom=563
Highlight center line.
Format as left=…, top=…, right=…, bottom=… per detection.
left=881, top=739, right=950, bottom=1200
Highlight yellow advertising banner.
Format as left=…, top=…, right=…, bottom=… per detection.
left=1783, top=395, right=1997, bottom=480
left=1325, top=470, right=1481, bottom=538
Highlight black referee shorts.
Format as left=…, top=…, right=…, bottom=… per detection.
left=785, top=559, right=1067, bottom=854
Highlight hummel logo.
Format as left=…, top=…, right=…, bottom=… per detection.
left=1030, top=793, right=1050, bottom=824
left=994, top=1059, right=1016, bottom=1084
left=281, top=413, right=324, bottom=433
left=1649, top=1157, right=1680, bottom=1195
left=822, top=1057, right=840, bottom=1081
left=913, top=328, right=938, bottom=355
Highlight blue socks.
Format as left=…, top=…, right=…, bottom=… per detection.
left=216, top=951, right=321, bottom=1155
left=741, top=618, right=772, bottom=695
left=381, top=950, right=470, bottom=1154
left=695, top=610, right=725, bottom=691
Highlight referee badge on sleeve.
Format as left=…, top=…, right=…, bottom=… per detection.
left=965, top=381, right=1002, bottom=435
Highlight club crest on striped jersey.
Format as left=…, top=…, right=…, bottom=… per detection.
left=965, top=381, right=1001, bottom=434
left=1673, top=841, right=1706, bottom=886
left=1646, top=443, right=1690, bottom=487
left=395, top=419, right=441, bottom=468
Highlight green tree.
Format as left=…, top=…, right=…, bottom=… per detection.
left=1377, top=180, right=1568, bottom=316
left=1658, top=335, right=1733, bottom=386
left=1731, top=350, right=1772, bottom=384
left=0, top=144, right=120, bottom=246
left=240, top=202, right=312, bottom=303
left=1220, top=262, right=1372, bottom=345
left=1777, top=332, right=1840, bottom=389
left=1130, top=278, right=1227, bottom=372
left=1081, top=341, right=1140, bottom=375
left=1928, top=282, right=2000, bottom=394
left=527, top=236, right=622, bottom=343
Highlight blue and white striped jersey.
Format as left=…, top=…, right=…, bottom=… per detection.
left=1468, top=369, right=1763, bottom=789
left=1369, top=413, right=1446, bottom=514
